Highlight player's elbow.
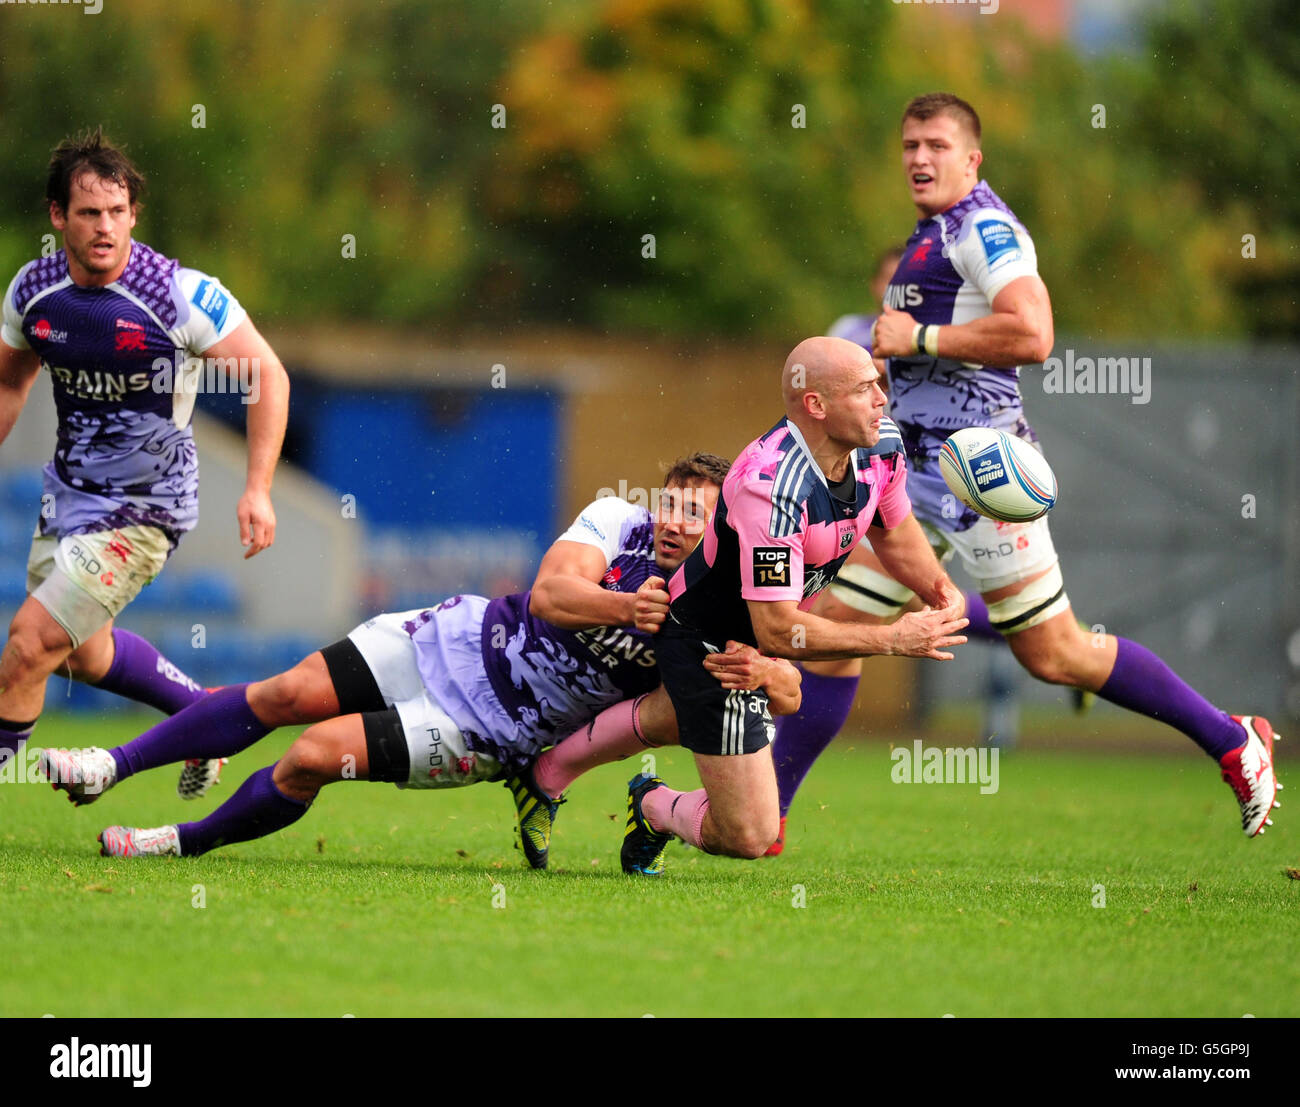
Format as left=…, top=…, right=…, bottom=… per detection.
left=1023, top=320, right=1054, bottom=364
left=528, top=586, right=557, bottom=622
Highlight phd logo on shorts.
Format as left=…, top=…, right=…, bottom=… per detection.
left=65, top=542, right=102, bottom=577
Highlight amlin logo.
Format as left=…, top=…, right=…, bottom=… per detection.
left=968, top=442, right=1008, bottom=490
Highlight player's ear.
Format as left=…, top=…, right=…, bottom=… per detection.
left=968, top=147, right=983, bottom=175
left=49, top=202, right=66, bottom=230
left=804, top=391, right=826, bottom=420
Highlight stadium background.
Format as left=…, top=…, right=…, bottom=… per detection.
left=0, top=0, right=1295, bottom=736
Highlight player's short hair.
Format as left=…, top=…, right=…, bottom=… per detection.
left=46, top=126, right=145, bottom=213
left=664, top=452, right=731, bottom=489
left=901, top=93, right=981, bottom=145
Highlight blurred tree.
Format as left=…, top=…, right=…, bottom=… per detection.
left=1127, top=0, right=1300, bottom=338
left=0, top=0, right=1287, bottom=342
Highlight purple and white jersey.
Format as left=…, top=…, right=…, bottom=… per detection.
left=406, top=497, right=662, bottom=771
left=1, top=241, right=247, bottom=540
left=880, top=180, right=1042, bottom=533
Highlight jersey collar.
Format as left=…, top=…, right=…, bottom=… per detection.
left=782, top=418, right=861, bottom=488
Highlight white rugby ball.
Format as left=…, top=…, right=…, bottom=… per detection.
left=938, top=427, right=1057, bottom=523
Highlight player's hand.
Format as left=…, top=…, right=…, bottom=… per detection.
left=702, top=640, right=768, bottom=691
left=888, top=600, right=968, bottom=660
left=930, top=576, right=965, bottom=619
left=870, top=304, right=919, bottom=359
left=237, top=487, right=276, bottom=560
left=634, top=576, right=671, bottom=634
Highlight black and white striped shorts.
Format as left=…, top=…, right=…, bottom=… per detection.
left=656, top=628, right=775, bottom=757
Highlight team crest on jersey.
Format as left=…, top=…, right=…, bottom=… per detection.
left=114, top=317, right=147, bottom=353
left=191, top=279, right=230, bottom=330
left=839, top=529, right=855, bottom=550
left=753, top=546, right=790, bottom=588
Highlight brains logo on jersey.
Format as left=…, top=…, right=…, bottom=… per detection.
left=977, top=219, right=1022, bottom=272
left=191, top=279, right=230, bottom=331
left=753, top=547, right=791, bottom=588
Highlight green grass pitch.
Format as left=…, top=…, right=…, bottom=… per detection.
left=1, top=712, right=1296, bottom=1018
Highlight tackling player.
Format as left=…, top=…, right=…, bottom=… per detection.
left=618, top=335, right=969, bottom=875
left=831, top=93, right=1278, bottom=837
left=40, top=456, right=802, bottom=864
left=0, top=127, right=289, bottom=798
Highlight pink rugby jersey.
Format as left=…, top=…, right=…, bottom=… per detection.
left=666, top=416, right=910, bottom=645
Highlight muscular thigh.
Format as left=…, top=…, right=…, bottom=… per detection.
left=693, top=745, right=778, bottom=836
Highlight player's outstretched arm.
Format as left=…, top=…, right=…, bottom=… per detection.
left=0, top=342, right=41, bottom=448
left=203, top=319, right=290, bottom=559
left=702, top=641, right=802, bottom=715
left=867, top=514, right=962, bottom=613
left=747, top=596, right=967, bottom=662
left=529, top=541, right=638, bottom=629
left=873, top=276, right=1053, bottom=368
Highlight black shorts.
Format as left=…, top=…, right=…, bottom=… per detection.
left=319, top=638, right=409, bottom=783
left=656, top=627, right=775, bottom=757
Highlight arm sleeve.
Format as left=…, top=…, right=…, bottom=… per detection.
left=173, top=267, right=249, bottom=354
left=553, top=496, right=648, bottom=564
left=874, top=454, right=913, bottom=529
left=2, top=267, right=31, bottom=350
left=951, top=208, right=1040, bottom=303
left=729, top=479, right=806, bottom=604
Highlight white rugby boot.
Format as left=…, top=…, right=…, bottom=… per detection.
left=98, top=825, right=181, bottom=858
left=1219, top=716, right=1281, bottom=837
left=177, top=758, right=228, bottom=800
left=39, top=747, right=118, bottom=805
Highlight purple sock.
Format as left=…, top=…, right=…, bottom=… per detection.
left=772, top=668, right=860, bottom=817
left=0, top=717, right=37, bottom=768
left=1099, top=637, right=1243, bottom=760
left=963, top=592, right=1003, bottom=642
left=93, top=629, right=206, bottom=715
left=176, top=765, right=308, bottom=857
left=110, top=684, right=270, bottom=781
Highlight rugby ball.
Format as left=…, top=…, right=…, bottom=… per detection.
left=938, top=428, right=1056, bottom=523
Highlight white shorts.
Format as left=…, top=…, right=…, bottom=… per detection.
left=347, top=610, right=501, bottom=790
left=828, top=514, right=1069, bottom=634
left=27, top=525, right=173, bottom=647
left=923, top=513, right=1059, bottom=592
